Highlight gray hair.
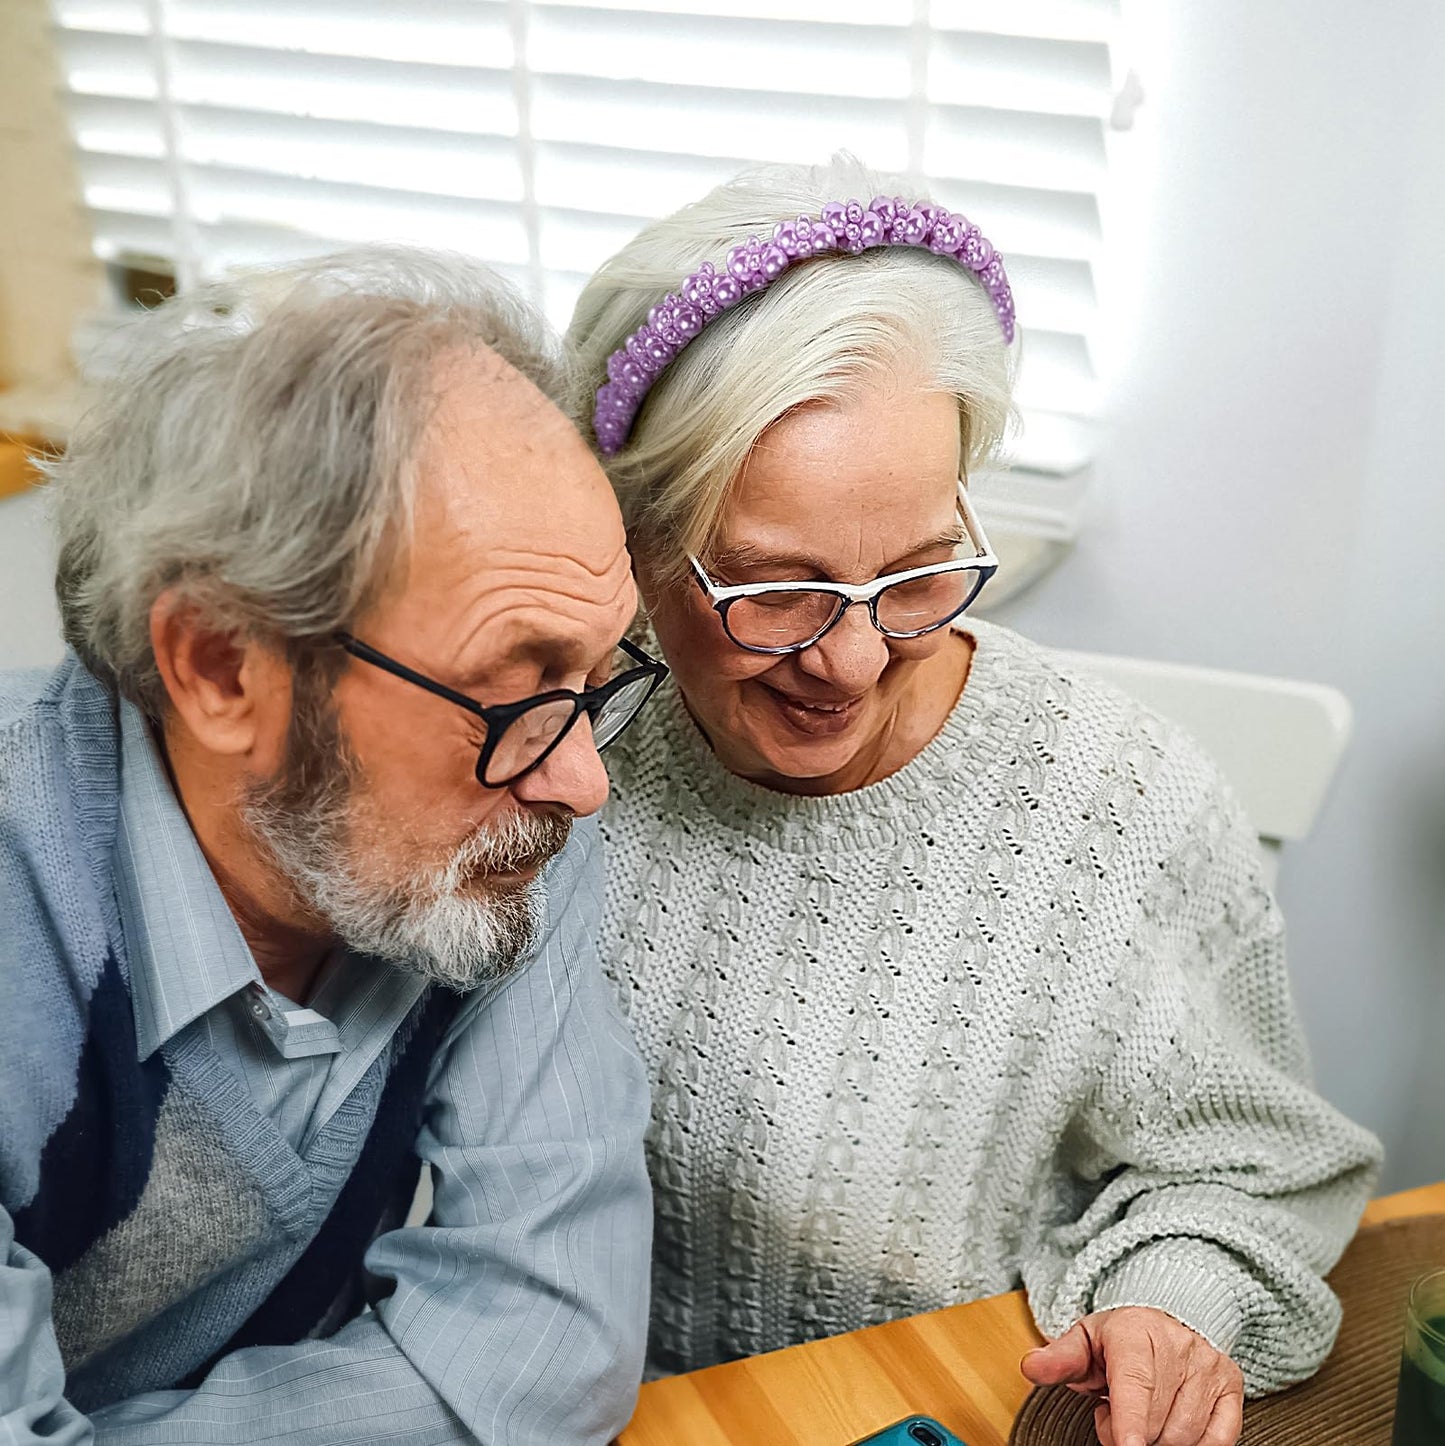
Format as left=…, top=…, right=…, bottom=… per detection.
left=49, top=246, right=565, bottom=712
left=566, top=156, right=1018, bottom=587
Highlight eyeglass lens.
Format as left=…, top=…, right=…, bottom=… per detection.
left=479, top=654, right=659, bottom=786
left=724, top=567, right=980, bottom=651
left=482, top=696, right=578, bottom=785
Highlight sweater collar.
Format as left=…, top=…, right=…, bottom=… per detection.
left=637, top=618, right=1038, bottom=854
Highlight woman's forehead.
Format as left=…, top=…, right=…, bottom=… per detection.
left=724, top=402, right=960, bottom=545
left=711, top=477, right=965, bottom=579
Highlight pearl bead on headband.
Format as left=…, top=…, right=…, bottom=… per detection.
left=592, top=195, right=1016, bottom=456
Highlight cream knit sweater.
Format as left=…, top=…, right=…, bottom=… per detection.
left=598, top=619, right=1382, bottom=1392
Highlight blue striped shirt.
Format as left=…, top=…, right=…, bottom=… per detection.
left=1, top=678, right=653, bottom=1446
left=114, top=702, right=429, bottom=1155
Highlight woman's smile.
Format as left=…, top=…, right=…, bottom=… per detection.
left=757, top=679, right=869, bottom=737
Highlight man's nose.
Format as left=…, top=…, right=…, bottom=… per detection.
left=510, top=713, right=611, bottom=818
left=793, top=603, right=890, bottom=692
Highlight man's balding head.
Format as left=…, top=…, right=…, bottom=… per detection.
left=49, top=247, right=639, bottom=988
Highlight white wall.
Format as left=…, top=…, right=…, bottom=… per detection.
left=994, top=0, right=1445, bottom=1187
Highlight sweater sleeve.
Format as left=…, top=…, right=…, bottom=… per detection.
left=1021, top=773, right=1383, bottom=1397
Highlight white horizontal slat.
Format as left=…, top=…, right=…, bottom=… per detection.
left=929, top=31, right=1113, bottom=118
left=87, top=206, right=173, bottom=260
left=89, top=204, right=533, bottom=289
left=59, top=30, right=519, bottom=135
left=971, top=466, right=1089, bottom=546
left=543, top=269, right=588, bottom=331
left=79, top=150, right=170, bottom=214
left=1013, top=329, right=1097, bottom=416
left=925, top=104, right=1107, bottom=191
left=1002, top=253, right=1095, bottom=336
left=69, top=98, right=525, bottom=201
left=532, top=74, right=910, bottom=168
left=930, top=0, right=1118, bottom=45
left=51, top=0, right=146, bottom=34
left=183, top=110, right=524, bottom=202
left=537, top=208, right=649, bottom=278
left=167, top=41, right=517, bottom=133
left=160, top=0, right=511, bottom=67
left=181, top=171, right=529, bottom=258
left=186, top=224, right=534, bottom=290
left=1004, top=408, right=1097, bottom=474
left=533, top=143, right=742, bottom=218
left=67, top=92, right=164, bottom=156
left=528, top=0, right=907, bottom=23
left=58, top=28, right=157, bottom=100
left=80, top=152, right=531, bottom=258
left=56, top=0, right=513, bottom=66
left=529, top=9, right=908, bottom=98
left=928, top=178, right=1100, bottom=259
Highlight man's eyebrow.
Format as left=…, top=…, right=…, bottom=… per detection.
left=448, top=633, right=598, bottom=694
left=708, top=524, right=972, bottom=577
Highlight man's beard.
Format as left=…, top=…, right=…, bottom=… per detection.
left=240, top=670, right=571, bottom=990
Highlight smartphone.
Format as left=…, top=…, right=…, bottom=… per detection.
left=848, top=1416, right=971, bottom=1446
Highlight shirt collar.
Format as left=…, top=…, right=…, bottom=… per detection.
left=113, top=702, right=429, bottom=1068
left=114, top=700, right=268, bottom=1060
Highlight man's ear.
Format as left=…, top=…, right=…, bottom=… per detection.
left=149, top=588, right=292, bottom=771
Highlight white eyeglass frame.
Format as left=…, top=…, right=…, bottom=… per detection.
left=688, top=481, right=999, bottom=656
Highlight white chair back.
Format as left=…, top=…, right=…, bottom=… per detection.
left=1055, top=650, right=1353, bottom=885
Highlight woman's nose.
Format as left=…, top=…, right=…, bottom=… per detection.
left=794, top=603, right=890, bottom=691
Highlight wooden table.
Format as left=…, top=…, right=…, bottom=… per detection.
left=619, top=1181, right=1445, bottom=1446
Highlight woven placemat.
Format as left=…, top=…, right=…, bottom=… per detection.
left=1009, top=1214, right=1445, bottom=1446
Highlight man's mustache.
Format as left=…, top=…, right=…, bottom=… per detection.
left=452, top=810, right=573, bottom=885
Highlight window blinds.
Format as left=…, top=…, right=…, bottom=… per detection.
left=52, top=0, right=1122, bottom=485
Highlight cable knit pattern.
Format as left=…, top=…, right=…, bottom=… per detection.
left=598, top=619, right=1382, bottom=1395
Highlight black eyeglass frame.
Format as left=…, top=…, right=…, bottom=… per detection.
left=336, top=632, right=668, bottom=788
left=688, top=481, right=1000, bottom=656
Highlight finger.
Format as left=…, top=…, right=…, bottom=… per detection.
left=1094, top=1399, right=1115, bottom=1446
left=1103, top=1344, right=1168, bottom=1446
left=1200, top=1380, right=1244, bottom=1446
left=1156, top=1373, right=1218, bottom=1446
left=1021, top=1322, right=1104, bottom=1388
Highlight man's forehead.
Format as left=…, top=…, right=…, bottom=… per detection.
left=424, top=346, right=559, bottom=459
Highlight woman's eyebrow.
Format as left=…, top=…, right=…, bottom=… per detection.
left=709, top=524, right=971, bottom=577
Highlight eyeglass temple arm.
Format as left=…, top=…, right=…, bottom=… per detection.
left=336, top=633, right=489, bottom=717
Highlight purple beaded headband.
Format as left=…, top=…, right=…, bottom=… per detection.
left=592, top=195, right=1015, bottom=456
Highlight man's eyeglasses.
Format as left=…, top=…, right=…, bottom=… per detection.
left=336, top=634, right=667, bottom=788
left=689, top=482, right=998, bottom=656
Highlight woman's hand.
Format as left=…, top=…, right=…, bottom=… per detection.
left=1020, top=1306, right=1244, bottom=1446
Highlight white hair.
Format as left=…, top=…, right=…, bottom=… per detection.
left=49, top=246, right=566, bottom=712
left=566, top=156, right=1019, bottom=588
left=242, top=742, right=570, bottom=987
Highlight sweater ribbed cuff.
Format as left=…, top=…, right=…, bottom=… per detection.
left=1090, top=1237, right=1246, bottom=1357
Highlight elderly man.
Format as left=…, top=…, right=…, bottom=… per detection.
left=0, top=250, right=664, bottom=1444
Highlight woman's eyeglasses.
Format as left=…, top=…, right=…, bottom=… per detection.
left=336, top=634, right=667, bottom=788
left=689, top=482, right=998, bottom=656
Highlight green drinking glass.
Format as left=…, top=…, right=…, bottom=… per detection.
left=1393, top=1268, right=1445, bottom=1446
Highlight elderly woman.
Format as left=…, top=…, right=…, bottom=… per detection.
left=567, top=160, right=1380, bottom=1446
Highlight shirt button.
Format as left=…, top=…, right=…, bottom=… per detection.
left=249, top=993, right=271, bottom=1021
